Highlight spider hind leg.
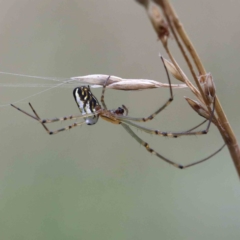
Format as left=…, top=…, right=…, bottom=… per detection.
left=121, top=122, right=225, bottom=169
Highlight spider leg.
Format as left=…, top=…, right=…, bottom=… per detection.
left=11, top=103, right=39, bottom=121
left=100, top=75, right=111, bottom=109
left=121, top=122, right=226, bottom=169
left=11, top=103, right=97, bottom=124
left=116, top=56, right=174, bottom=122
left=121, top=119, right=206, bottom=137
left=117, top=115, right=207, bottom=132
left=122, top=104, right=128, bottom=116
left=11, top=103, right=88, bottom=135
left=171, top=96, right=216, bottom=135
left=28, top=102, right=50, bottom=133
left=119, top=96, right=216, bottom=137
left=46, top=121, right=87, bottom=135
left=118, top=95, right=216, bottom=137
left=101, top=56, right=173, bottom=121
left=140, top=55, right=174, bottom=122
left=185, top=119, right=207, bottom=133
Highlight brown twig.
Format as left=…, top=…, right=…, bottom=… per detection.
left=136, top=0, right=240, bottom=178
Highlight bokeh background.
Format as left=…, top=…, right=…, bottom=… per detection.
left=0, top=0, right=240, bottom=239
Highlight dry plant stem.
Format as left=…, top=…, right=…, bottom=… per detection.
left=154, top=0, right=240, bottom=177
left=163, top=45, right=204, bottom=104
left=159, top=1, right=214, bottom=110
left=157, top=2, right=222, bottom=149
left=161, top=11, right=209, bottom=108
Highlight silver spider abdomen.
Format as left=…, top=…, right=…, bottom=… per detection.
left=73, top=86, right=99, bottom=125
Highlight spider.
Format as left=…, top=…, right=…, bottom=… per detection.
left=11, top=59, right=225, bottom=169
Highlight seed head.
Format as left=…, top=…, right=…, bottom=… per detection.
left=163, top=58, right=185, bottom=82
left=150, top=6, right=169, bottom=44
left=198, top=73, right=216, bottom=103
left=185, top=97, right=210, bottom=119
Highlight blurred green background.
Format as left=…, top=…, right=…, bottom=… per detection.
left=0, top=0, right=240, bottom=239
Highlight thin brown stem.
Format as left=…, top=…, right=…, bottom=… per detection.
left=160, top=0, right=240, bottom=178
left=136, top=0, right=240, bottom=178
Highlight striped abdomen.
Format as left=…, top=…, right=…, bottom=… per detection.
left=73, top=86, right=100, bottom=125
